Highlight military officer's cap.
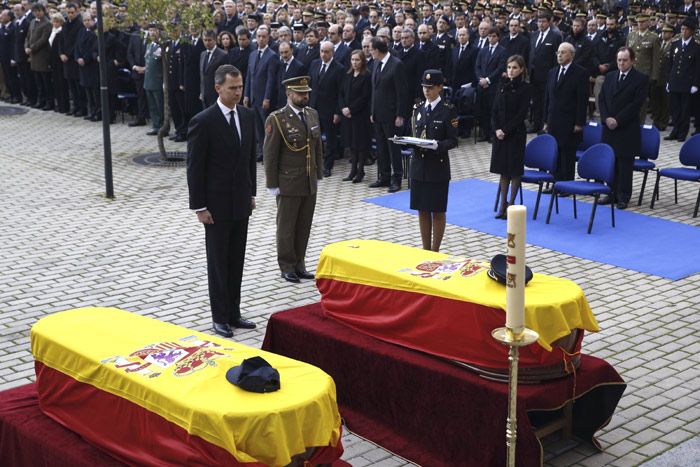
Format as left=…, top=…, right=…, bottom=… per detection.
left=292, top=23, right=308, bottom=31
left=661, top=23, right=674, bottom=33
left=666, top=13, right=677, bottom=19
left=576, top=12, right=588, bottom=18
left=421, top=69, right=444, bottom=87
left=522, top=6, right=533, bottom=13
left=628, top=16, right=637, bottom=25
left=284, top=76, right=313, bottom=92
left=405, top=8, right=417, bottom=15
left=636, top=14, right=650, bottom=21
left=270, top=22, right=281, bottom=29
left=553, top=8, right=565, bottom=17
left=475, top=5, right=484, bottom=11
left=302, top=10, right=314, bottom=17
left=596, top=13, right=607, bottom=19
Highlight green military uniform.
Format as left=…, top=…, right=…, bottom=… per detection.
left=627, top=19, right=660, bottom=123
left=263, top=76, right=323, bottom=277
left=651, top=29, right=674, bottom=130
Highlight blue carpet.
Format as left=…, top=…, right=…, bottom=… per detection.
left=365, top=178, right=700, bottom=280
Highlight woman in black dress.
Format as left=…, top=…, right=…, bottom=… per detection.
left=409, top=69, right=458, bottom=252
left=339, top=50, right=372, bottom=182
left=490, top=54, right=531, bottom=219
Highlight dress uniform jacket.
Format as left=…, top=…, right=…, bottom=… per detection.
left=263, top=104, right=324, bottom=195
left=627, top=29, right=660, bottom=81
left=143, top=41, right=163, bottom=92
left=25, top=16, right=51, bottom=72
left=667, top=38, right=700, bottom=92
left=409, top=99, right=458, bottom=183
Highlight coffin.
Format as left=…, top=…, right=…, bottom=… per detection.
left=316, top=240, right=600, bottom=382
left=30, top=307, right=343, bottom=467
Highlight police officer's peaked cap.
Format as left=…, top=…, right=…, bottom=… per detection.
left=284, top=76, right=312, bottom=92
left=421, top=69, right=444, bottom=86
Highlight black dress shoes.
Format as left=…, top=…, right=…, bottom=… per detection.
left=663, top=134, right=677, bottom=141
left=296, top=270, right=315, bottom=280
left=616, top=201, right=628, bottom=210
left=352, top=174, right=364, bottom=183
left=369, top=180, right=390, bottom=188
left=388, top=183, right=401, bottom=193
left=281, top=272, right=301, bottom=283
left=128, top=119, right=147, bottom=127
left=231, top=318, right=256, bottom=329
left=323, top=169, right=331, bottom=177
left=599, top=196, right=612, bottom=205
left=146, top=129, right=158, bottom=135
left=212, top=322, right=233, bottom=338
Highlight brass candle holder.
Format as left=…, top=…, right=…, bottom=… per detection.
left=492, top=326, right=539, bottom=467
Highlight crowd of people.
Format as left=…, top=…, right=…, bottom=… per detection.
left=1, top=0, right=699, bottom=194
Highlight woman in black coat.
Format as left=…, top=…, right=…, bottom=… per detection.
left=338, top=50, right=372, bottom=183
left=490, top=54, right=531, bottom=219
left=49, top=13, right=69, bottom=113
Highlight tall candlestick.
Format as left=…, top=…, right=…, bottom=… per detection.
left=505, top=205, right=526, bottom=333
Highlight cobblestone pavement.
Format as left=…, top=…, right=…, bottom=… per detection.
left=0, top=105, right=698, bottom=467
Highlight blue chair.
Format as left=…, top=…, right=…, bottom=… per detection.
left=493, top=134, right=559, bottom=220
left=650, top=134, right=700, bottom=218
left=115, top=68, right=137, bottom=123
left=634, top=125, right=660, bottom=206
left=546, top=143, right=616, bottom=234
left=575, top=121, right=603, bottom=161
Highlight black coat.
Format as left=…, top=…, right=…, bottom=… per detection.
left=544, top=63, right=589, bottom=150
left=500, top=34, right=530, bottom=67
left=126, top=31, right=147, bottom=79
left=371, top=54, right=410, bottom=122
left=410, top=99, right=458, bottom=182
left=333, top=42, right=351, bottom=68
left=75, top=27, right=98, bottom=88
left=598, top=68, right=649, bottom=159
left=490, top=77, right=531, bottom=176
left=592, top=31, right=625, bottom=76
left=200, top=47, right=230, bottom=107
left=295, top=43, right=319, bottom=69
left=418, top=40, right=441, bottom=71
left=399, top=46, right=425, bottom=103
left=565, top=32, right=594, bottom=76
left=13, top=13, right=32, bottom=64
left=0, top=22, right=14, bottom=64
left=180, top=37, right=206, bottom=98
left=187, top=103, right=257, bottom=221
left=447, top=43, right=477, bottom=88
left=58, top=15, right=82, bottom=80
left=309, top=58, right=343, bottom=119
left=229, top=44, right=253, bottom=85
left=339, top=71, right=372, bottom=150
left=529, top=29, right=562, bottom=82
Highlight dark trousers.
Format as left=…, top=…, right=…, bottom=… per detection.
left=168, top=88, right=186, bottom=137
left=556, top=145, right=577, bottom=181
left=145, top=88, right=164, bottom=130
left=253, top=104, right=269, bottom=158
left=614, top=156, right=634, bottom=203
left=530, top=78, right=546, bottom=130
left=84, top=85, right=99, bottom=117
left=276, top=194, right=316, bottom=273
left=184, top=91, right=202, bottom=137
left=319, top=114, right=337, bottom=171
left=669, top=91, right=691, bottom=138
left=34, top=71, right=52, bottom=107
left=692, top=92, right=700, bottom=132
left=204, top=218, right=249, bottom=324
left=133, top=76, right=148, bottom=121
left=650, top=85, right=669, bottom=129
left=0, top=60, right=21, bottom=99
left=373, top=120, right=403, bottom=182
left=51, top=69, right=69, bottom=112
left=67, top=79, right=86, bottom=113
left=478, top=86, right=495, bottom=136
left=17, top=61, right=36, bottom=103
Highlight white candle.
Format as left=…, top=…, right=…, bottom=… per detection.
left=505, top=205, right=526, bottom=332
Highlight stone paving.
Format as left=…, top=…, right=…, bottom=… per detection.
left=0, top=105, right=698, bottom=467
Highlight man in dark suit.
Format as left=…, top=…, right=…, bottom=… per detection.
left=13, top=3, right=35, bottom=106
left=179, top=26, right=205, bottom=137
left=447, top=27, right=478, bottom=137
left=327, top=24, right=350, bottom=68
left=369, top=36, right=409, bottom=192
left=501, top=18, right=530, bottom=66
left=199, top=30, right=229, bottom=108
left=218, top=0, right=242, bottom=34
left=565, top=17, right=594, bottom=76
left=58, top=3, right=84, bottom=115
left=665, top=18, right=700, bottom=142
left=528, top=13, right=562, bottom=133
left=244, top=25, right=278, bottom=161
left=309, top=41, right=343, bottom=176
left=342, top=23, right=361, bottom=50
left=0, top=9, right=20, bottom=103
left=543, top=42, right=589, bottom=183
left=433, top=15, right=455, bottom=71
left=474, top=27, right=507, bottom=142
left=187, top=64, right=257, bottom=338
left=274, top=40, right=305, bottom=110
left=229, top=28, right=253, bottom=85
left=417, top=24, right=441, bottom=71
left=295, top=27, right=319, bottom=69
left=126, top=23, right=149, bottom=126
left=399, top=28, right=425, bottom=110
left=598, top=47, right=649, bottom=209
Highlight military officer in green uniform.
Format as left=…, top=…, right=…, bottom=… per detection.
left=627, top=14, right=660, bottom=123
left=651, top=24, right=676, bottom=130
left=263, top=76, right=323, bottom=284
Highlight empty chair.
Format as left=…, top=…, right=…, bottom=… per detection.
left=634, top=125, right=660, bottom=206
left=575, top=121, right=602, bottom=161
left=493, top=134, right=559, bottom=220
left=546, top=143, right=616, bottom=234
left=650, top=134, right=700, bottom=218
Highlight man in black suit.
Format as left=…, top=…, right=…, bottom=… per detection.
left=309, top=41, right=343, bottom=176
left=417, top=24, right=441, bottom=71
left=126, top=23, right=149, bottom=126
left=187, top=64, right=257, bottom=338
left=598, top=47, right=649, bottom=209
left=369, top=36, right=409, bottom=192
left=447, top=27, right=478, bottom=137
left=501, top=18, right=530, bottom=66
left=474, top=27, right=507, bottom=142
left=342, top=23, right=361, bottom=50
left=665, top=18, right=700, bottom=142
left=327, top=24, right=350, bottom=68
left=528, top=13, right=562, bottom=133
left=59, top=3, right=84, bottom=116
left=399, top=27, right=425, bottom=109
left=0, top=9, right=20, bottom=103
left=200, top=30, right=229, bottom=108
left=274, top=40, right=305, bottom=109
left=13, top=3, right=35, bottom=106
left=543, top=42, right=589, bottom=183
left=295, top=27, right=319, bottom=69
left=179, top=26, right=205, bottom=137
left=229, top=28, right=253, bottom=85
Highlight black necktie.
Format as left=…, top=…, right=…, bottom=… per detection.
left=298, top=110, right=306, bottom=128
left=229, top=110, right=240, bottom=147
left=320, top=63, right=327, bottom=79
left=489, top=45, right=494, bottom=56
left=204, top=51, right=211, bottom=71
left=536, top=32, right=544, bottom=48
left=619, top=72, right=626, bottom=83
left=558, top=66, right=565, bottom=82
left=459, top=45, right=465, bottom=59
left=426, top=104, right=432, bottom=119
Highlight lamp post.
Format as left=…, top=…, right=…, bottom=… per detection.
left=95, top=0, right=114, bottom=199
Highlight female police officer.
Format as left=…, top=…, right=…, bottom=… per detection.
left=409, top=69, right=459, bottom=252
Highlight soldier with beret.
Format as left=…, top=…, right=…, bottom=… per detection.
left=409, top=69, right=458, bottom=253
left=264, top=76, right=323, bottom=284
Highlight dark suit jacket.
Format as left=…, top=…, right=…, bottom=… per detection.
left=529, top=29, right=562, bottom=82
left=200, top=47, right=229, bottom=107
left=180, top=37, right=205, bottom=98
left=275, top=57, right=306, bottom=109
left=333, top=42, right=351, bottom=68
left=126, top=31, right=147, bottom=79
left=544, top=63, right=589, bottom=149
left=187, top=103, right=257, bottom=221
left=75, top=27, right=98, bottom=88
left=0, top=22, right=15, bottom=64
left=475, top=43, right=507, bottom=85
left=295, top=43, right=319, bottom=69
left=447, top=43, right=477, bottom=87
left=229, top=44, right=253, bottom=85
left=244, top=46, right=277, bottom=106
left=500, top=34, right=530, bottom=67
left=566, top=32, right=594, bottom=76
left=598, top=68, right=649, bottom=158
left=399, top=46, right=425, bottom=102
left=418, top=40, right=441, bottom=71
left=309, top=58, right=343, bottom=119
left=13, top=13, right=32, bottom=64
left=59, top=15, right=83, bottom=80
left=371, top=54, right=409, bottom=122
